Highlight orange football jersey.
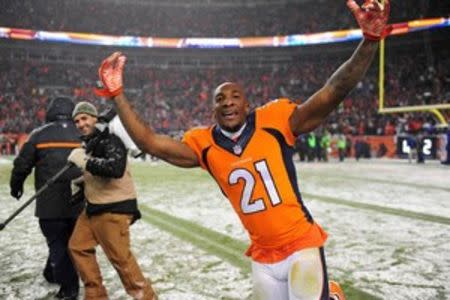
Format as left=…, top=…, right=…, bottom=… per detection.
left=183, top=99, right=327, bottom=263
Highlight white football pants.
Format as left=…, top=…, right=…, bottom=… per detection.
left=251, top=247, right=329, bottom=300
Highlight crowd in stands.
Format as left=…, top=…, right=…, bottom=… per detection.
left=1, top=0, right=448, bottom=159
left=1, top=46, right=448, bottom=138
left=1, top=0, right=446, bottom=37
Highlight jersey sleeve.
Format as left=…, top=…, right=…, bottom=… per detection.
left=182, top=127, right=210, bottom=170
left=257, top=98, right=298, bottom=146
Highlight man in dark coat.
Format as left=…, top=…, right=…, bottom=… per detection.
left=10, top=96, right=83, bottom=299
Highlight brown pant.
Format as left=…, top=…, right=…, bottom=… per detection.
left=69, top=211, right=156, bottom=300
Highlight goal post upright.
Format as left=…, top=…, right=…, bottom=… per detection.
left=378, top=38, right=385, bottom=113
left=377, top=12, right=449, bottom=127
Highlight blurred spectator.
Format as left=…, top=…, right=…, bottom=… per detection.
left=337, top=134, right=346, bottom=162
left=407, top=134, right=418, bottom=163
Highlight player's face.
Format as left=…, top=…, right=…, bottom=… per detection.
left=74, top=113, right=97, bottom=136
left=213, top=83, right=249, bottom=132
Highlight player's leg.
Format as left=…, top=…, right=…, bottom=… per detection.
left=69, top=211, right=107, bottom=299
left=39, top=218, right=79, bottom=298
left=252, top=260, right=289, bottom=300
left=288, top=247, right=329, bottom=300
left=93, top=213, right=157, bottom=299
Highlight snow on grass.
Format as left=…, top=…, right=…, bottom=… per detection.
left=311, top=200, right=449, bottom=300
left=297, top=160, right=450, bottom=217
left=0, top=162, right=251, bottom=300
left=1, top=158, right=449, bottom=299
left=132, top=159, right=450, bottom=300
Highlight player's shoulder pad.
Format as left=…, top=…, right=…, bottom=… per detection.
left=184, top=125, right=210, bottom=136
left=183, top=125, right=214, bottom=145
left=182, top=126, right=214, bottom=155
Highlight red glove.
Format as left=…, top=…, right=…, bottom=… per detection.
left=347, top=0, right=392, bottom=41
left=95, top=52, right=127, bottom=98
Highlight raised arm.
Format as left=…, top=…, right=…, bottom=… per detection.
left=289, top=0, right=391, bottom=135
left=95, top=53, right=199, bottom=168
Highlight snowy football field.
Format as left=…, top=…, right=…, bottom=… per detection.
left=0, top=157, right=449, bottom=300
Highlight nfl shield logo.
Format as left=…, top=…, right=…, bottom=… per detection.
left=233, top=144, right=242, bottom=155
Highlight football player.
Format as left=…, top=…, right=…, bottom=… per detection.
left=95, top=1, right=389, bottom=298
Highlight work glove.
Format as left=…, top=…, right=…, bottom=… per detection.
left=68, top=148, right=89, bottom=171
left=95, top=52, right=127, bottom=98
left=10, top=182, right=23, bottom=200
left=347, top=0, right=392, bottom=41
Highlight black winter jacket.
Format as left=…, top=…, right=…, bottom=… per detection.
left=82, top=127, right=140, bottom=222
left=84, top=127, right=127, bottom=179
left=10, top=97, right=83, bottom=219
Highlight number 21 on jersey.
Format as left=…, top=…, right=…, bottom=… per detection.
left=228, top=160, right=281, bottom=214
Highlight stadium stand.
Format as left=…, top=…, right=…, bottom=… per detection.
left=0, top=45, right=447, bottom=134
left=0, top=0, right=448, bottom=157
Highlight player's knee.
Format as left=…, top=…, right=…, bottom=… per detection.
left=289, top=249, right=324, bottom=300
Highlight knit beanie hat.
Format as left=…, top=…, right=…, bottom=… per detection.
left=72, top=101, right=98, bottom=119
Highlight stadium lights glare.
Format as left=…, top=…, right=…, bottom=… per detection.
left=0, top=17, right=448, bottom=49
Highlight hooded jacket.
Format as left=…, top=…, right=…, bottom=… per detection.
left=10, top=97, right=83, bottom=219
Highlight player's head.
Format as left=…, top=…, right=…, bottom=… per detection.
left=72, top=101, right=98, bottom=136
left=213, top=82, right=250, bottom=132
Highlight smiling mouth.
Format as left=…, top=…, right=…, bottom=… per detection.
left=80, top=127, right=91, bottom=135
left=222, top=111, right=238, bottom=120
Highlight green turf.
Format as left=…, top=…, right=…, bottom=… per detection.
left=0, top=158, right=34, bottom=188
left=132, top=161, right=210, bottom=185
left=303, top=192, right=450, bottom=225
left=298, top=170, right=450, bottom=193
left=0, top=161, right=13, bottom=183
left=140, top=205, right=251, bottom=273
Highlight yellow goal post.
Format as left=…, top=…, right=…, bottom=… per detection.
left=378, top=38, right=450, bottom=127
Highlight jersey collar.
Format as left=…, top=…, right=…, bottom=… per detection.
left=219, top=122, right=247, bottom=142
left=213, top=112, right=255, bottom=157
